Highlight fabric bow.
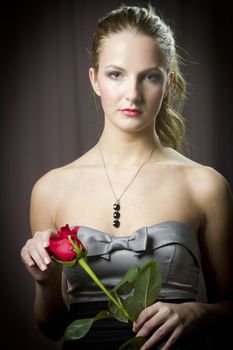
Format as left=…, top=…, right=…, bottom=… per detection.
left=84, top=227, right=148, bottom=260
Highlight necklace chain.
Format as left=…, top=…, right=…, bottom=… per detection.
left=98, top=142, right=154, bottom=228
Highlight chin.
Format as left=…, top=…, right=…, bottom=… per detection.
left=115, top=117, right=153, bottom=132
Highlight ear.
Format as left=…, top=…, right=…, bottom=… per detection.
left=163, top=71, right=174, bottom=98
left=89, top=67, right=101, bottom=96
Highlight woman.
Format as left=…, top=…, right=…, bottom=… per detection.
left=20, top=5, right=233, bottom=350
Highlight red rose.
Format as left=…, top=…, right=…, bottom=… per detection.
left=48, top=225, right=131, bottom=324
left=48, top=224, right=87, bottom=263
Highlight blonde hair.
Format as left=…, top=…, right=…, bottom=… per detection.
left=91, top=5, right=186, bottom=153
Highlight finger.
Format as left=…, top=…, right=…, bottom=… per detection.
left=34, top=229, right=55, bottom=248
left=159, top=327, right=182, bottom=350
left=136, top=312, right=164, bottom=338
left=139, top=320, right=181, bottom=350
left=21, top=229, right=56, bottom=270
left=29, top=246, right=48, bottom=271
left=21, top=246, right=36, bottom=267
left=34, top=228, right=57, bottom=262
left=24, top=239, right=48, bottom=271
left=33, top=233, right=52, bottom=265
left=135, top=301, right=169, bottom=333
left=134, top=302, right=161, bottom=332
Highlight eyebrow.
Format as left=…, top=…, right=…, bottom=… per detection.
left=105, top=65, right=162, bottom=73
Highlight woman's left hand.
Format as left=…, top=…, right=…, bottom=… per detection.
left=133, top=301, right=204, bottom=350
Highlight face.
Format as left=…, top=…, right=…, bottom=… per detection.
left=89, top=30, right=173, bottom=133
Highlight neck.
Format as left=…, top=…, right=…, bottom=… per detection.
left=98, top=126, right=161, bottom=167
left=98, top=127, right=160, bottom=229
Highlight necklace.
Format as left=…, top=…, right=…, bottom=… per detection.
left=98, top=142, right=154, bottom=228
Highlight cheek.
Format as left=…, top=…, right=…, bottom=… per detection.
left=98, top=81, right=120, bottom=108
left=147, top=86, right=165, bottom=108
left=142, top=86, right=165, bottom=120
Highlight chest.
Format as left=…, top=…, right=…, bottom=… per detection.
left=54, top=171, right=200, bottom=235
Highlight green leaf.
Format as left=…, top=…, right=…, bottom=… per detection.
left=134, top=260, right=161, bottom=309
left=117, top=336, right=146, bottom=350
left=108, top=260, right=161, bottom=322
left=121, top=296, right=144, bottom=321
left=109, top=265, right=139, bottom=322
left=112, top=265, right=139, bottom=295
left=108, top=292, right=129, bottom=323
left=64, top=310, right=111, bottom=341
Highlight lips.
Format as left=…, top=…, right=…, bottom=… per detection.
left=120, top=108, right=142, bottom=117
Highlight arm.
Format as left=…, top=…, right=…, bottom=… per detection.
left=34, top=267, right=70, bottom=341
left=198, top=169, right=233, bottom=304
left=133, top=167, right=233, bottom=350
left=21, top=172, right=70, bottom=340
left=195, top=168, right=233, bottom=344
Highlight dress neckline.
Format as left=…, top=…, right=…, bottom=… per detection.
left=77, top=220, right=194, bottom=239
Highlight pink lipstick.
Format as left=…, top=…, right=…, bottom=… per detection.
left=120, top=108, right=142, bottom=117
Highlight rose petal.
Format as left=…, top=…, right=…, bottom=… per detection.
left=48, top=224, right=86, bottom=262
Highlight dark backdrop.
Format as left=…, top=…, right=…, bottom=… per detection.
left=1, top=0, right=232, bottom=348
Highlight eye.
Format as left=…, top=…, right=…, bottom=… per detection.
left=143, top=73, right=161, bottom=82
left=108, top=71, right=121, bottom=79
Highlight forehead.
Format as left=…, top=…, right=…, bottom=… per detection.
left=98, top=30, right=165, bottom=70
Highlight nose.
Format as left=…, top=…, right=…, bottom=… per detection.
left=125, top=77, right=142, bottom=103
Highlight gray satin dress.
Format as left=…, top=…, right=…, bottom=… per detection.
left=62, top=221, right=208, bottom=349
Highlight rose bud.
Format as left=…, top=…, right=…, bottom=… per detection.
left=48, top=224, right=87, bottom=266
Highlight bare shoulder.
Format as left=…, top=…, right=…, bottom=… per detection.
left=161, top=148, right=233, bottom=216
left=163, top=148, right=232, bottom=196
left=30, top=147, right=97, bottom=231
left=193, top=166, right=233, bottom=232
left=30, top=166, right=74, bottom=231
left=172, top=153, right=233, bottom=238
left=32, top=147, right=97, bottom=197
left=185, top=163, right=232, bottom=206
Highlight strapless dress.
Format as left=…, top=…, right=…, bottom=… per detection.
left=62, top=221, right=208, bottom=349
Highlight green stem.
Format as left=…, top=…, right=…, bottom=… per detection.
left=78, top=258, right=129, bottom=319
left=68, top=235, right=130, bottom=320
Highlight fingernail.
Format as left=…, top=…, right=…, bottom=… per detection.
left=43, top=241, right=48, bottom=248
left=44, top=257, right=50, bottom=265
left=41, top=264, right=47, bottom=271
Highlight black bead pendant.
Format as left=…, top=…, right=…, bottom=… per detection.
left=113, top=201, right=120, bottom=228
left=113, top=211, right=120, bottom=219
left=113, top=202, right=120, bottom=211
left=113, top=219, right=120, bottom=228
